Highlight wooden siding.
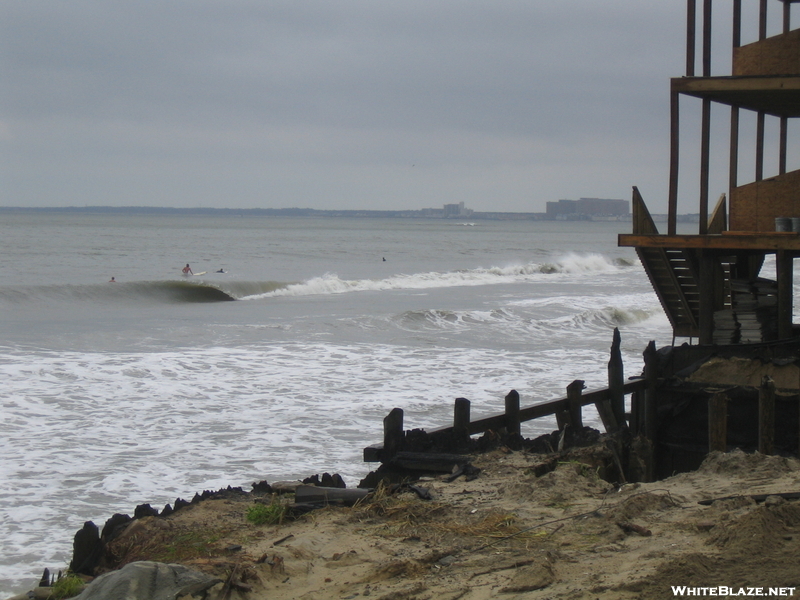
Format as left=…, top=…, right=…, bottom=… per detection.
left=730, top=168, right=800, bottom=231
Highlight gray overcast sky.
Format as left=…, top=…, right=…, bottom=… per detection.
left=2, top=1, right=783, bottom=213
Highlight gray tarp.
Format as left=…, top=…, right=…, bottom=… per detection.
left=74, top=561, right=221, bottom=600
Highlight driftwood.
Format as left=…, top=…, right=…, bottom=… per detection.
left=294, top=485, right=371, bottom=506
left=698, top=491, right=800, bottom=506
left=388, top=451, right=471, bottom=473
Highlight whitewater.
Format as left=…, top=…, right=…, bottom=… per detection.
left=0, top=212, right=679, bottom=595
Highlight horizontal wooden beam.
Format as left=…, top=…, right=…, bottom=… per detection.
left=671, top=75, right=800, bottom=117
left=619, top=233, right=800, bottom=251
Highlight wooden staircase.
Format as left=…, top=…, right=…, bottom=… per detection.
left=632, top=188, right=701, bottom=337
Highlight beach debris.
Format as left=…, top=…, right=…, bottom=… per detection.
left=294, top=485, right=371, bottom=507
left=445, top=463, right=481, bottom=483
left=303, top=472, right=347, bottom=488
left=616, top=521, right=652, bottom=537
left=698, top=491, right=800, bottom=505
left=271, top=534, right=294, bottom=546
left=69, top=561, right=220, bottom=600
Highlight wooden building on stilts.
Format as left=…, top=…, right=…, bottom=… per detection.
left=620, top=0, right=800, bottom=346
left=618, top=0, right=800, bottom=478
left=362, top=1, right=800, bottom=486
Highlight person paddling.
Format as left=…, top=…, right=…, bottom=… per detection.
left=182, top=264, right=193, bottom=275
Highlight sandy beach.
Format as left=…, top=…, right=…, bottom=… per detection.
left=17, top=444, right=800, bottom=600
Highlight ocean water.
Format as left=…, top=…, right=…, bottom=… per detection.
left=0, top=212, right=676, bottom=595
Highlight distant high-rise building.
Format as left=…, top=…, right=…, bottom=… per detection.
left=443, top=202, right=472, bottom=218
left=546, top=198, right=629, bottom=220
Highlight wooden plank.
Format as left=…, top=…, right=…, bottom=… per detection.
left=389, top=451, right=470, bottom=472
left=295, top=486, right=370, bottom=506
left=619, top=233, right=800, bottom=251
left=632, top=187, right=659, bottom=235
left=731, top=169, right=800, bottom=232
left=707, top=193, right=727, bottom=234
left=671, top=75, right=800, bottom=118
left=673, top=75, right=800, bottom=94
left=733, top=25, right=800, bottom=76
left=594, top=398, right=618, bottom=434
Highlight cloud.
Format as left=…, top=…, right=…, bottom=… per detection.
left=1, top=1, right=690, bottom=211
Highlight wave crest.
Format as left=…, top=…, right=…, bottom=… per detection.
left=248, top=253, right=625, bottom=299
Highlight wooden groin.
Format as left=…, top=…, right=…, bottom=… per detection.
left=364, top=328, right=648, bottom=463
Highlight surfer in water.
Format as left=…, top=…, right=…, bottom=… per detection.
left=182, top=264, right=193, bottom=275
left=109, top=276, right=116, bottom=282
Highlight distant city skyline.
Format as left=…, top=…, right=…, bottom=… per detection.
left=0, top=197, right=639, bottom=222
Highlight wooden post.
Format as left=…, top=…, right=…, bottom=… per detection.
left=608, top=327, right=626, bottom=428
left=759, top=376, right=775, bottom=455
left=383, top=408, right=404, bottom=461
left=504, top=389, right=521, bottom=436
left=686, top=0, right=696, bottom=77
left=643, top=341, right=659, bottom=482
left=708, top=392, right=728, bottom=453
left=698, top=251, right=715, bottom=344
left=453, top=397, right=471, bottom=442
left=643, top=341, right=659, bottom=443
left=668, top=89, right=680, bottom=236
left=594, top=396, right=619, bottom=434
left=566, top=380, right=584, bottom=429
left=630, top=389, right=641, bottom=437
left=777, top=250, right=793, bottom=340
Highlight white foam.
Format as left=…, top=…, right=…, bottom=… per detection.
left=243, top=253, right=626, bottom=300
left=0, top=337, right=648, bottom=593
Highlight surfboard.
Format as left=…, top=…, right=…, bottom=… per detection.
left=193, top=271, right=207, bottom=276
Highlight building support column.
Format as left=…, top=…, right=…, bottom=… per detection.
left=699, top=250, right=715, bottom=344
left=777, top=250, right=793, bottom=340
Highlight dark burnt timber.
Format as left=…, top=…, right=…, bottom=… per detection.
left=620, top=0, right=800, bottom=345
left=362, top=331, right=800, bottom=485
left=362, top=329, right=650, bottom=483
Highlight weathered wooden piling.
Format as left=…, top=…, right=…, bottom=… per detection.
left=383, top=408, right=404, bottom=460
left=453, top=397, right=471, bottom=442
left=608, top=327, right=626, bottom=428
left=504, top=389, right=520, bottom=436
left=363, top=330, right=648, bottom=467
left=642, top=340, right=659, bottom=482
left=566, top=380, right=585, bottom=428
left=758, top=376, right=775, bottom=455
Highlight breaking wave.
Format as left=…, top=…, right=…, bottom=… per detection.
left=0, top=281, right=237, bottom=305
left=246, top=253, right=627, bottom=300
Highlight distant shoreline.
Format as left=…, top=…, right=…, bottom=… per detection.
left=0, top=205, right=700, bottom=223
